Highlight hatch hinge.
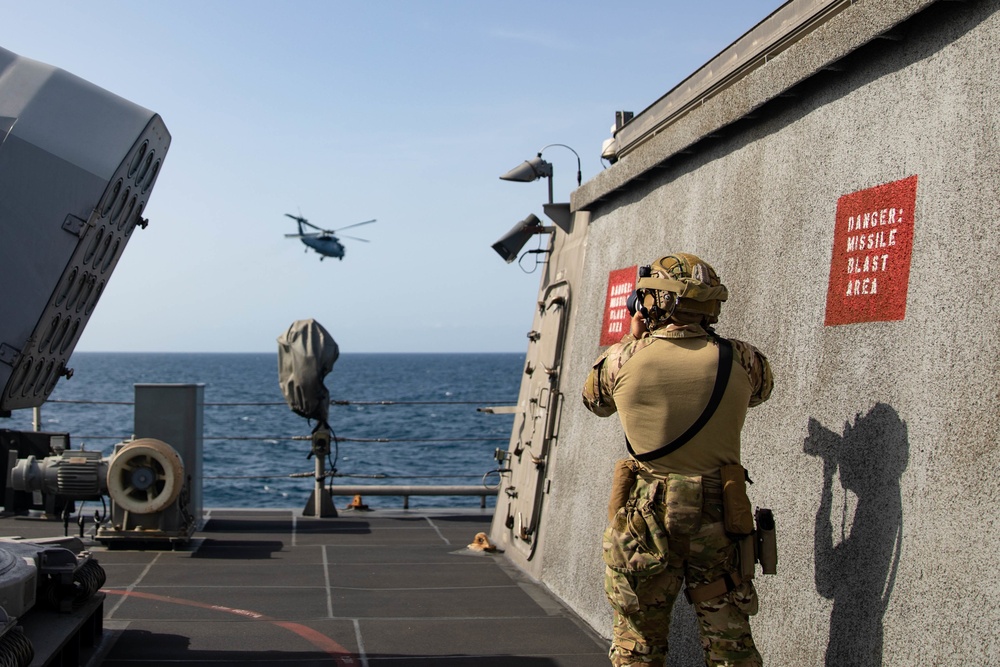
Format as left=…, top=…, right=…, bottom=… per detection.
left=62, top=214, right=89, bottom=238
left=0, top=344, right=20, bottom=367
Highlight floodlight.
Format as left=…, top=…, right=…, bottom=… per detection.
left=499, top=156, right=553, bottom=183
left=492, top=214, right=554, bottom=263
left=498, top=145, right=581, bottom=205
left=493, top=144, right=580, bottom=262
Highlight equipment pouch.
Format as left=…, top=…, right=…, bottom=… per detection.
left=608, top=458, right=641, bottom=522
left=602, top=479, right=669, bottom=576
left=664, top=474, right=702, bottom=536
left=755, top=508, right=777, bottom=575
left=721, top=464, right=754, bottom=535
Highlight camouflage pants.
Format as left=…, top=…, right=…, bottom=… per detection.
left=603, top=474, right=762, bottom=667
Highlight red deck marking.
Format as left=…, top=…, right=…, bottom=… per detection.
left=105, top=589, right=360, bottom=665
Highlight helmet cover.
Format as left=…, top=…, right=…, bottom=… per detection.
left=637, top=253, right=728, bottom=328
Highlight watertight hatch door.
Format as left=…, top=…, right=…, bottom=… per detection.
left=500, top=281, right=569, bottom=560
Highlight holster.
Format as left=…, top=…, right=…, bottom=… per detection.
left=607, top=458, right=641, bottom=521
left=755, top=508, right=777, bottom=575
left=686, top=504, right=777, bottom=606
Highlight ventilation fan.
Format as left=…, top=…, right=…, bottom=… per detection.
left=10, top=438, right=194, bottom=545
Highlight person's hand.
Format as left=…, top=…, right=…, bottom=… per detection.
left=629, top=310, right=648, bottom=338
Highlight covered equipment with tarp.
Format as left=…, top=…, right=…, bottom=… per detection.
left=277, top=319, right=339, bottom=426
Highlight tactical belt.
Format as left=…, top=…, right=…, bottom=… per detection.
left=626, top=337, right=733, bottom=462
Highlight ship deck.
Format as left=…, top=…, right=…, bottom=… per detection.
left=7, top=507, right=610, bottom=667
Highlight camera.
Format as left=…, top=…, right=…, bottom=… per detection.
left=626, top=265, right=652, bottom=316
left=626, top=291, right=640, bottom=317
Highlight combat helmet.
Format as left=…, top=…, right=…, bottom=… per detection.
left=634, top=253, right=728, bottom=328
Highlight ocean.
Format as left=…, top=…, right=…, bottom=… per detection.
left=1, top=352, right=523, bottom=510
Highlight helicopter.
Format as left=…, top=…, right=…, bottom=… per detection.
left=284, top=213, right=376, bottom=261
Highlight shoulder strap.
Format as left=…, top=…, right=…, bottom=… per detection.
left=626, top=337, right=733, bottom=462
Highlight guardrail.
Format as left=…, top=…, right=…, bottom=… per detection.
left=328, top=485, right=498, bottom=509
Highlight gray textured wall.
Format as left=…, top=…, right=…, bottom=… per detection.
left=533, top=1, right=1000, bottom=664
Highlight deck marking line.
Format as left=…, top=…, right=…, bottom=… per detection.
left=322, top=544, right=334, bottom=618
left=353, top=618, right=369, bottom=667
left=292, top=514, right=298, bottom=547
left=104, top=589, right=359, bottom=665
left=424, top=517, right=450, bottom=545
left=106, top=552, right=162, bottom=620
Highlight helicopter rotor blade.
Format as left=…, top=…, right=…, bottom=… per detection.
left=285, top=214, right=325, bottom=232
left=339, top=235, right=370, bottom=243
left=331, top=219, right=376, bottom=233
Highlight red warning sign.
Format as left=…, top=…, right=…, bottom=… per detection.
left=600, top=266, right=637, bottom=346
left=825, top=176, right=917, bottom=326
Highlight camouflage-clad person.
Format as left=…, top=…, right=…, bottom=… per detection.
left=583, top=253, right=773, bottom=667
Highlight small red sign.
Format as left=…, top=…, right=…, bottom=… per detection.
left=825, top=176, right=917, bottom=326
left=600, top=266, right=637, bottom=346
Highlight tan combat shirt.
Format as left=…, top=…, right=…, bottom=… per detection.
left=582, top=324, right=773, bottom=477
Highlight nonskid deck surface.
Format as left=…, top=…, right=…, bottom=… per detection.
left=7, top=508, right=609, bottom=667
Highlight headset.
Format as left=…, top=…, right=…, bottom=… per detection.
left=625, top=265, right=652, bottom=318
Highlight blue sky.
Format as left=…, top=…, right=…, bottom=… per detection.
left=4, top=1, right=783, bottom=353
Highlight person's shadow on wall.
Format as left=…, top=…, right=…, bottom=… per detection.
left=804, top=403, right=908, bottom=667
